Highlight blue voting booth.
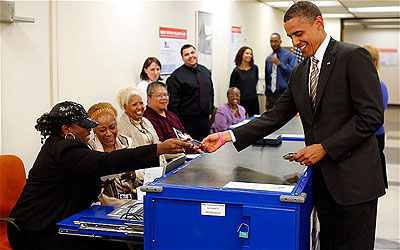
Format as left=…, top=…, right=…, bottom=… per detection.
left=143, top=141, right=313, bottom=250
left=58, top=116, right=314, bottom=249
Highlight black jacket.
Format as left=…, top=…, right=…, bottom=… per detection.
left=10, top=136, right=159, bottom=230
left=167, top=64, right=214, bottom=116
left=233, top=39, right=385, bottom=206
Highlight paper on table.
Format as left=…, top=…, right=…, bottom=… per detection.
left=137, top=167, right=164, bottom=201
left=144, top=167, right=164, bottom=185
left=223, top=181, right=294, bottom=193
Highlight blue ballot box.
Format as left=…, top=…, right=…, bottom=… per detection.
left=143, top=141, right=313, bottom=250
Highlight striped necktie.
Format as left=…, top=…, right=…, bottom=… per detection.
left=310, top=56, right=319, bottom=108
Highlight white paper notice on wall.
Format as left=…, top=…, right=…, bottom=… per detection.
left=201, top=203, right=226, bottom=217
left=379, top=48, right=398, bottom=67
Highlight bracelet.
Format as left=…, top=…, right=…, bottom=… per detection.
left=218, top=132, right=225, bottom=145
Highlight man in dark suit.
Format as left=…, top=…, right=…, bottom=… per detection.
left=202, top=1, right=385, bottom=249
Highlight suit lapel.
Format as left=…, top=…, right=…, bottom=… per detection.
left=314, top=38, right=337, bottom=115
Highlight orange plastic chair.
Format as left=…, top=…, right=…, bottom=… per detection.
left=0, top=155, right=26, bottom=250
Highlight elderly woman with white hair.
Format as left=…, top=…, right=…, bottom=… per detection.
left=117, top=86, right=167, bottom=166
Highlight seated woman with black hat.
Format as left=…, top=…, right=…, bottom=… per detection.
left=7, top=101, right=192, bottom=250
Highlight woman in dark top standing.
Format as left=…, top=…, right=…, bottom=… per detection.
left=7, top=101, right=191, bottom=250
left=229, top=46, right=259, bottom=117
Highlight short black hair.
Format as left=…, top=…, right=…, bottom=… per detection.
left=271, top=33, right=281, bottom=40
left=180, top=44, right=196, bottom=56
left=284, top=1, right=322, bottom=23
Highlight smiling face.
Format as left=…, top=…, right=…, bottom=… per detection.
left=147, top=86, right=169, bottom=113
left=284, top=16, right=325, bottom=58
left=93, top=114, right=118, bottom=148
left=124, top=94, right=144, bottom=121
left=144, top=62, right=161, bottom=82
left=227, top=88, right=241, bottom=107
left=182, top=47, right=198, bottom=68
left=242, top=49, right=253, bottom=64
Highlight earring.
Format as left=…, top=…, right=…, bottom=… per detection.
left=64, top=133, right=76, bottom=140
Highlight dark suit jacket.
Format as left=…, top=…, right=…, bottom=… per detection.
left=233, top=38, right=385, bottom=206
left=10, top=136, right=159, bottom=231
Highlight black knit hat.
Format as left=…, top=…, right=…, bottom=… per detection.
left=49, top=101, right=99, bottom=129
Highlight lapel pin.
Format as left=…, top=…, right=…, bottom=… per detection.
left=327, top=62, right=331, bottom=65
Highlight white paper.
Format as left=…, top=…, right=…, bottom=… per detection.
left=185, top=154, right=201, bottom=159
left=143, top=167, right=164, bottom=185
left=229, top=119, right=250, bottom=129
left=201, top=203, right=225, bottom=217
left=224, top=181, right=294, bottom=193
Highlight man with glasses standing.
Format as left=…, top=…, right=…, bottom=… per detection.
left=144, top=81, right=191, bottom=143
left=167, top=44, right=214, bottom=140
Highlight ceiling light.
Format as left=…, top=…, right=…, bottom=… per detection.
left=348, top=6, right=400, bottom=13
left=266, top=1, right=293, bottom=8
left=266, top=1, right=341, bottom=8
left=323, top=13, right=354, bottom=18
left=367, top=24, right=400, bottom=29
left=359, top=18, right=400, bottom=23
left=312, top=1, right=341, bottom=7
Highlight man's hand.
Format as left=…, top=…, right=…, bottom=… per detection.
left=291, top=144, right=326, bottom=166
left=156, top=138, right=193, bottom=155
left=201, top=131, right=232, bottom=153
left=268, top=54, right=280, bottom=65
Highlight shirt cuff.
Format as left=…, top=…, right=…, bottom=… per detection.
left=228, top=130, right=236, bottom=142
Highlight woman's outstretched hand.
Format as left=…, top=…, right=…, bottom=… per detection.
left=156, top=138, right=193, bottom=155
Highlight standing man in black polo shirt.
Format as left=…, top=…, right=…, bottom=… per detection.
left=167, top=44, right=214, bottom=140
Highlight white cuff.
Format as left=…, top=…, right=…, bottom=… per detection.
left=228, top=130, right=236, bottom=142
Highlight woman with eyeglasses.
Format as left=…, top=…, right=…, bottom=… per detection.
left=210, top=87, right=246, bottom=133
left=117, top=86, right=167, bottom=166
left=229, top=46, right=259, bottom=117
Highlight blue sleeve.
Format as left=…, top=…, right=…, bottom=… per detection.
left=279, top=52, right=298, bottom=73
left=381, top=80, right=389, bottom=111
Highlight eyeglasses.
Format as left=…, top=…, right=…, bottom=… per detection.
left=153, top=93, right=170, bottom=99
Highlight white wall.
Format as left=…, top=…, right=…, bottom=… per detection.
left=324, top=18, right=341, bottom=41
left=1, top=1, right=51, bottom=171
left=343, top=27, right=400, bottom=105
left=1, top=0, right=341, bottom=173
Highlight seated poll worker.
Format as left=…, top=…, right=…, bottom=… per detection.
left=8, top=101, right=191, bottom=250
left=117, top=86, right=167, bottom=166
left=210, top=87, right=246, bottom=133
left=202, top=1, right=385, bottom=249
left=144, top=81, right=198, bottom=157
left=88, top=102, right=143, bottom=205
